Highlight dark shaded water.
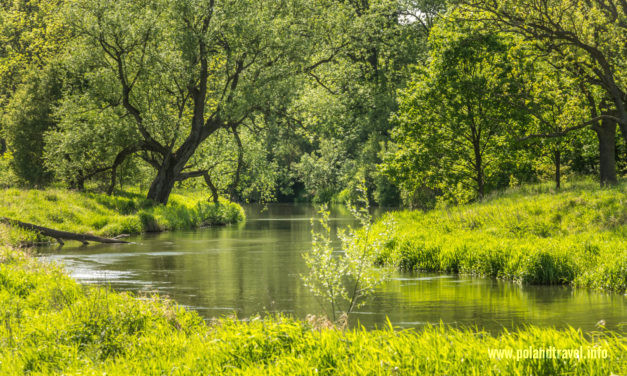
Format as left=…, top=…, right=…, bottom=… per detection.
left=39, top=204, right=626, bottom=332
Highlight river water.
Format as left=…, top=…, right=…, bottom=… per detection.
left=39, top=204, right=626, bottom=332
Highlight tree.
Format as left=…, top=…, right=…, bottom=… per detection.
left=301, top=183, right=394, bottom=323
left=386, top=25, right=525, bottom=203
left=0, top=0, right=68, bottom=184
left=60, top=0, right=318, bottom=204
left=296, top=138, right=353, bottom=203
left=285, top=0, right=446, bottom=205
left=3, top=68, right=61, bottom=185
left=180, top=125, right=280, bottom=204
left=458, top=0, right=627, bottom=185
left=512, top=52, right=590, bottom=189
left=44, top=92, right=139, bottom=191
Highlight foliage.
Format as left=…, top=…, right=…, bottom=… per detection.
left=0, top=188, right=244, bottom=246
left=0, top=246, right=625, bottom=375
left=285, top=0, right=446, bottom=205
left=0, top=0, right=68, bottom=185
left=457, top=0, right=627, bottom=145
left=301, top=182, right=395, bottom=322
left=296, top=139, right=354, bottom=203
left=44, top=91, right=139, bottom=189
left=0, top=152, right=17, bottom=189
left=385, top=21, right=532, bottom=205
left=370, top=178, right=627, bottom=292
left=181, top=127, right=280, bottom=204
left=2, top=67, right=63, bottom=185
left=47, top=0, right=327, bottom=203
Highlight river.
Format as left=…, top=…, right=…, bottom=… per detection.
left=39, top=204, right=626, bottom=332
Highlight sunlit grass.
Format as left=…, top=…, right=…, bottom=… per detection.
left=0, top=246, right=624, bottom=375
left=0, top=188, right=245, bottom=246
left=372, top=178, right=627, bottom=292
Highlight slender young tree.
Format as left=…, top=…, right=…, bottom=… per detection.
left=388, top=26, right=525, bottom=202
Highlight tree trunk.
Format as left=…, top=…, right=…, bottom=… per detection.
left=554, top=149, right=561, bottom=190
left=147, top=156, right=178, bottom=204
left=107, top=146, right=137, bottom=195
left=596, top=118, right=618, bottom=186
left=146, top=137, right=208, bottom=204
left=473, top=140, right=484, bottom=198
left=0, top=217, right=130, bottom=246
left=203, top=172, right=220, bottom=204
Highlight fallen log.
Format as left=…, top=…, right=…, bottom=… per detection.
left=0, top=217, right=130, bottom=246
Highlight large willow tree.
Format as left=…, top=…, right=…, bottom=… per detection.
left=58, top=0, right=323, bottom=203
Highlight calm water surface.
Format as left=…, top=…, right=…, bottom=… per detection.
left=39, top=204, right=626, bottom=333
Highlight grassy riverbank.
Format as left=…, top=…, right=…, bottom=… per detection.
left=0, top=246, right=624, bottom=375
left=0, top=188, right=245, bottom=246
left=373, top=179, right=627, bottom=292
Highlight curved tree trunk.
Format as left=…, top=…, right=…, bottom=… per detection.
left=147, top=158, right=178, bottom=205
left=107, top=146, right=137, bottom=195
left=203, top=172, right=220, bottom=204
left=0, top=217, right=130, bottom=246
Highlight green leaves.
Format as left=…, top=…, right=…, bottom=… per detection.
left=385, top=16, right=532, bottom=205
left=301, top=182, right=394, bottom=323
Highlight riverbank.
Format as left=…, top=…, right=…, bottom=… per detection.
left=0, top=188, right=245, bottom=246
left=373, top=179, right=627, bottom=292
left=0, top=246, right=624, bottom=375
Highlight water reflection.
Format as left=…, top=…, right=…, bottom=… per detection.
left=39, top=204, right=626, bottom=333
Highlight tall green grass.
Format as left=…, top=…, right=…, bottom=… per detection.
left=0, top=247, right=624, bottom=375
left=0, top=188, right=245, bottom=246
left=372, top=178, right=627, bottom=292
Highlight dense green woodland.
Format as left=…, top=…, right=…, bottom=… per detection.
left=0, top=0, right=624, bottom=206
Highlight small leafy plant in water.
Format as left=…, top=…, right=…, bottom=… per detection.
left=301, top=182, right=395, bottom=324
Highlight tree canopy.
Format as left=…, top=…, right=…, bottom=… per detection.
left=0, top=0, right=624, bottom=205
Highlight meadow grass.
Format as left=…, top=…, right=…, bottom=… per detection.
left=0, top=188, right=245, bottom=246
left=0, top=246, right=625, bottom=375
left=372, top=178, right=627, bottom=292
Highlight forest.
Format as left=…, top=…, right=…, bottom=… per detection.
left=0, top=0, right=626, bottom=375
left=1, top=0, right=624, bottom=207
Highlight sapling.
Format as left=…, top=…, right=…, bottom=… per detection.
left=301, top=182, right=395, bottom=324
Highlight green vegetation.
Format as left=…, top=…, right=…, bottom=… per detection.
left=302, top=185, right=395, bottom=322
left=1, top=246, right=625, bottom=375
left=0, top=0, right=625, bottom=373
left=373, top=179, right=627, bottom=292
left=0, top=188, right=244, bottom=246
left=3, top=0, right=622, bottom=207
